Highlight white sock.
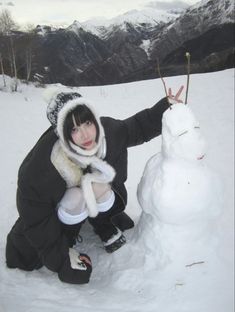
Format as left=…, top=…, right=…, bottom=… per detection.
left=57, top=187, right=88, bottom=225
left=96, top=190, right=115, bottom=212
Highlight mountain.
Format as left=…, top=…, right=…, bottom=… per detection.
left=125, top=0, right=234, bottom=80
left=150, top=0, right=234, bottom=62
left=0, top=0, right=234, bottom=86
left=75, top=6, right=186, bottom=38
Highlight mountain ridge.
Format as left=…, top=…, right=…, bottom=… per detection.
left=0, top=0, right=234, bottom=86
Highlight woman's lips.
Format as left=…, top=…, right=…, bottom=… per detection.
left=82, top=140, right=93, bottom=147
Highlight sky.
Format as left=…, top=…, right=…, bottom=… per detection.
left=0, top=0, right=200, bottom=27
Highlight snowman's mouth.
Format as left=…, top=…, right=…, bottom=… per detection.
left=197, top=154, right=205, bottom=160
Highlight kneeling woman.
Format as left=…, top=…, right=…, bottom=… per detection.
left=6, top=87, right=182, bottom=284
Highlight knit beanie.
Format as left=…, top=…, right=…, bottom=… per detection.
left=44, top=88, right=82, bottom=129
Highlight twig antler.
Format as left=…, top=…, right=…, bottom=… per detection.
left=157, top=54, right=191, bottom=106
left=185, top=52, right=191, bottom=104
left=156, top=58, right=170, bottom=107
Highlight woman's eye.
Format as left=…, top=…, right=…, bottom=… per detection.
left=71, top=127, right=78, bottom=133
left=86, top=121, right=92, bottom=125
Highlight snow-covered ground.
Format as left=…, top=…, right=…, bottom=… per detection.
left=0, top=69, right=234, bottom=312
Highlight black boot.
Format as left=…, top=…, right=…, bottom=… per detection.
left=111, top=212, right=134, bottom=232
left=103, top=229, right=126, bottom=253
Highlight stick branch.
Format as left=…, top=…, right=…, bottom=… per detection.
left=185, top=52, right=191, bottom=104
left=156, top=58, right=170, bottom=106
left=185, top=261, right=205, bottom=267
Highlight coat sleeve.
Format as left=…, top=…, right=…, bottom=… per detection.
left=16, top=190, right=92, bottom=284
left=122, top=97, right=169, bottom=147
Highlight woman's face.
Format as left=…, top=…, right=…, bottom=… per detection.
left=71, top=120, right=97, bottom=150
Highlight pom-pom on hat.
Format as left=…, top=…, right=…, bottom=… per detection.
left=44, top=87, right=82, bottom=129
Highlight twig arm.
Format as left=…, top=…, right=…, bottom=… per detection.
left=156, top=58, right=170, bottom=106
left=185, top=52, right=191, bottom=104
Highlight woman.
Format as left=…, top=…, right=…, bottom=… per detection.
left=6, top=87, right=183, bottom=284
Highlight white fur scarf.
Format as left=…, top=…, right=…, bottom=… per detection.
left=81, top=157, right=116, bottom=217
left=51, top=140, right=116, bottom=218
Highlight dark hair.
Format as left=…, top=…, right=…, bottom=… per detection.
left=63, top=105, right=100, bottom=144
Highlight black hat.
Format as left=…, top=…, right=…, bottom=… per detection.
left=44, top=88, right=82, bottom=128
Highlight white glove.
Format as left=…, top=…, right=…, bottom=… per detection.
left=69, top=248, right=91, bottom=271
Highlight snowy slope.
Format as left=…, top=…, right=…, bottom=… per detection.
left=0, top=69, right=234, bottom=312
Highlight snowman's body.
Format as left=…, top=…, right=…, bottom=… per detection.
left=137, top=104, right=220, bottom=265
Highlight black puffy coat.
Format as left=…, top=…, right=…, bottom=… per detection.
left=6, top=97, right=169, bottom=283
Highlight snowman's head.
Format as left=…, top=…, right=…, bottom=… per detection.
left=162, top=104, right=206, bottom=162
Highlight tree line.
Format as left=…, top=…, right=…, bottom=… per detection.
left=0, top=9, right=38, bottom=91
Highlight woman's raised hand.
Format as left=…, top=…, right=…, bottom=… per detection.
left=168, top=85, right=184, bottom=104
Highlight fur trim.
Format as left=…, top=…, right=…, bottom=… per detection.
left=56, top=98, right=104, bottom=157
left=59, top=138, right=106, bottom=169
left=51, top=140, right=82, bottom=187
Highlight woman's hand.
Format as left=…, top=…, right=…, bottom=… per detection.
left=168, top=85, right=184, bottom=104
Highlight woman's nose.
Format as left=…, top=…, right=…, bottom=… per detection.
left=80, top=126, right=89, bottom=139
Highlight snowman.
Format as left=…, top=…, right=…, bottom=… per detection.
left=136, top=103, right=221, bottom=267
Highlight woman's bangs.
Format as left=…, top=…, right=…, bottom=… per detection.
left=73, top=106, right=95, bottom=125
left=63, top=104, right=99, bottom=143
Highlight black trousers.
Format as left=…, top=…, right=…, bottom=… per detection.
left=6, top=218, right=43, bottom=271
left=5, top=194, right=126, bottom=272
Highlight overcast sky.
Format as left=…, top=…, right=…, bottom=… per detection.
left=0, top=0, right=200, bottom=27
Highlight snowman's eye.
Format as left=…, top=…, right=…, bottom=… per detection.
left=194, top=126, right=200, bottom=129
left=178, top=130, right=188, bottom=137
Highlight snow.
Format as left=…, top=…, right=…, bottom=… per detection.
left=137, top=103, right=222, bottom=273
left=188, top=0, right=234, bottom=24
left=0, top=69, right=234, bottom=312
left=70, top=5, right=182, bottom=37
left=140, top=39, right=151, bottom=58
left=161, top=104, right=206, bottom=160
left=108, top=8, right=177, bottom=26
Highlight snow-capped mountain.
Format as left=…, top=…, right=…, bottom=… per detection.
left=191, top=0, right=234, bottom=23
left=150, top=0, right=234, bottom=62
left=158, top=0, right=234, bottom=45
left=0, top=0, right=233, bottom=86
left=68, top=5, right=186, bottom=38
left=68, top=18, right=109, bottom=38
